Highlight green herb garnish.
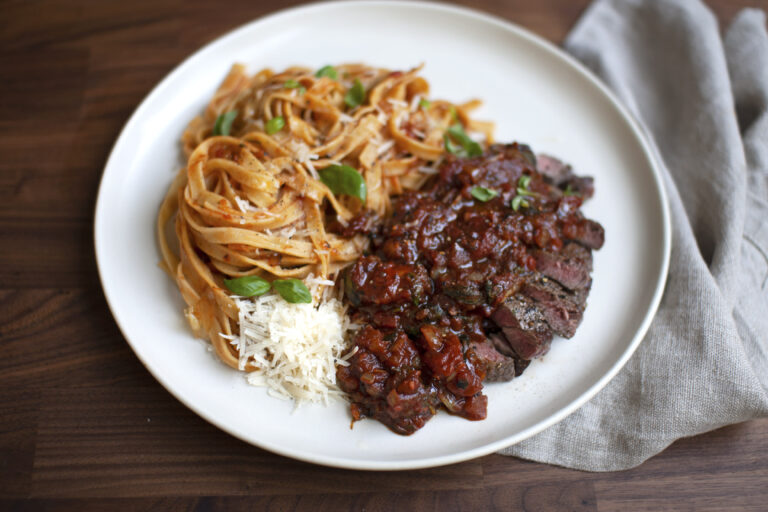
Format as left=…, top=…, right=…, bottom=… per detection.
left=511, top=174, right=540, bottom=211
left=284, top=79, right=306, bottom=95
left=344, top=79, right=366, bottom=108
left=444, top=123, right=483, bottom=158
left=563, top=184, right=575, bottom=196
left=265, top=116, right=285, bottom=135
left=223, top=276, right=270, bottom=297
left=319, top=164, right=367, bottom=201
left=419, top=98, right=431, bottom=109
left=511, top=195, right=527, bottom=211
left=315, top=65, right=338, bottom=80
left=272, top=279, right=312, bottom=304
left=213, top=110, right=238, bottom=136
left=470, top=186, right=498, bottom=202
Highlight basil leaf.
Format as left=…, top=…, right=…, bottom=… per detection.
left=470, top=186, right=498, bottom=202
left=315, top=65, right=338, bottom=80
left=444, top=123, right=482, bottom=158
left=518, top=175, right=531, bottom=190
left=213, top=110, right=237, bottom=136
left=344, top=79, right=365, bottom=108
left=419, top=98, right=431, bottom=109
left=284, top=80, right=306, bottom=95
left=319, top=164, right=367, bottom=201
left=265, top=116, right=285, bottom=135
left=223, top=276, right=270, bottom=297
left=273, top=279, right=312, bottom=304
left=444, top=133, right=460, bottom=155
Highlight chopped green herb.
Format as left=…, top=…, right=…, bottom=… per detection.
left=470, top=186, right=498, bottom=202
left=419, top=98, right=431, bottom=109
left=265, top=116, right=285, bottom=135
left=284, top=80, right=306, bottom=95
left=223, top=275, right=270, bottom=297
left=272, top=279, right=312, bottom=304
left=449, top=105, right=458, bottom=121
left=319, top=164, right=367, bottom=201
left=213, top=110, right=238, bottom=136
left=511, top=195, right=529, bottom=211
left=444, top=123, right=483, bottom=158
left=315, top=65, right=337, bottom=80
left=284, top=79, right=306, bottom=95
left=563, top=184, right=575, bottom=196
left=344, top=79, right=366, bottom=108
left=511, top=174, right=538, bottom=211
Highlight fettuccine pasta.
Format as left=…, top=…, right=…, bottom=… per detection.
left=157, top=63, right=492, bottom=370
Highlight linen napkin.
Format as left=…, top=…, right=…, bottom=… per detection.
left=500, top=0, right=768, bottom=471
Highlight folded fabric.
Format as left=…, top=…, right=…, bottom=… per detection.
left=500, top=0, right=768, bottom=471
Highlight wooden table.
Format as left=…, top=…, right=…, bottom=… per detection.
left=2, top=0, right=767, bottom=510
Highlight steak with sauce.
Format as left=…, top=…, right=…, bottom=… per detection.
left=337, top=144, right=604, bottom=435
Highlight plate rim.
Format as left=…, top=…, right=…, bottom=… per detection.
left=94, top=0, right=671, bottom=470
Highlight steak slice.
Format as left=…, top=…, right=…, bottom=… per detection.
left=537, top=154, right=572, bottom=185
left=468, top=338, right=517, bottom=382
left=537, top=154, right=595, bottom=198
left=567, top=219, right=605, bottom=250
left=532, top=243, right=593, bottom=291
left=491, top=295, right=553, bottom=360
left=521, top=276, right=590, bottom=339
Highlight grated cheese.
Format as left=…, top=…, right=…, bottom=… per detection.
left=337, top=112, right=354, bottom=124
left=377, top=139, right=396, bottom=156
left=387, top=98, right=408, bottom=108
left=410, top=94, right=422, bottom=112
left=227, top=276, right=355, bottom=406
left=233, top=196, right=250, bottom=214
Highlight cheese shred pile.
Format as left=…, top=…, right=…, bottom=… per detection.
left=223, top=278, right=357, bottom=405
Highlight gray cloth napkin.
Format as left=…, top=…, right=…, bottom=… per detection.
left=500, top=0, right=768, bottom=471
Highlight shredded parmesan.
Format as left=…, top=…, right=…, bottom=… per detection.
left=387, top=98, right=408, bottom=108
left=233, top=196, right=249, bottom=214
left=304, top=159, right=319, bottom=180
left=227, top=276, right=355, bottom=406
left=377, top=139, right=396, bottom=156
left=410, top=94, right=422, bottom=112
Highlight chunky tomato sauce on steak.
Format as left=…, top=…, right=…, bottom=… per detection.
left=336, top=144, right=604, bottom=435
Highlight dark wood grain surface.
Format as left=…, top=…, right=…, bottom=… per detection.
left=1, top=0, right=767, bottom=510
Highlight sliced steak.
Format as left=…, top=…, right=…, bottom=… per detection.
left=537, top=154, right=595, bottom=198
left=563, top=175, right=595, bottom=199
left=532, top=243, right=593, bottom=290
left=491, top=295, right=553, bottom=360
left=566, top=219, right=605, bottom=250
left=521, top=276, right=590, bottom=339
left=537, top=154, right=572, bottom=185
left=469, top=338, right=517, bottom=382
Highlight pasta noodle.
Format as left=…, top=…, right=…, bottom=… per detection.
left=157, top=63, right=492, bottom=370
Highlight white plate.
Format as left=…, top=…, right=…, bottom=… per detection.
left=95, top=1, right=670, bottom=470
